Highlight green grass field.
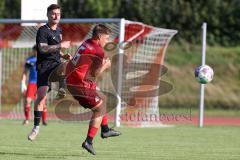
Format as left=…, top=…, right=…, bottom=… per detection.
left=0, top=120, right=240, bottom=160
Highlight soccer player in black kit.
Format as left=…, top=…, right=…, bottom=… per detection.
left=28, top=4, right=72, bottom=140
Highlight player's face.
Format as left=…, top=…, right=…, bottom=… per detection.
left=99, top=34, right=110, bottom=48
left=47, top=9, right=61, bottom=25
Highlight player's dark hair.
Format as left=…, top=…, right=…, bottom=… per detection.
left=92, top=24, right=111, bottom=38
left=47, top=4, right=60, bottom=13
left=32, top=45, right=37, bottom=51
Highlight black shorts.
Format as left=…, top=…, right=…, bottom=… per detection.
left=37, top=61, right=61, bottom=88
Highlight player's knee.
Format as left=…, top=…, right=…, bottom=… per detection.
left=97, top=92, right=106, bottom=101
left=26, top=98, right=32, bottom=104
left=35, top=94, right=47, bottom=108
left=93, top=101, right=106, bottom=115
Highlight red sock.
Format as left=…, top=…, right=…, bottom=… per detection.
left=101, top=114, right=108, bottom=126
left=101, top=115, right=110, bottom=132
left=25, top=104, right=30, bottom=120
left=42, top=107, right=47, bottom=123
left=87, top=126, right=98, bottom=138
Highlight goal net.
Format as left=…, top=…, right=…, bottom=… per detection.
left=0, top=19, right=177, bottom=127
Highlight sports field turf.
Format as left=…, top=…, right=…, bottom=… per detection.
left=0, top=120, right=239, bottom=160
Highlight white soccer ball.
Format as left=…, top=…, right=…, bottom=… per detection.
left=195, top=65, right=214, bottom=84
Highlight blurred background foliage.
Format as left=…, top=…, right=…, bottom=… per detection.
left=1, top=0, right=240, bottom=46
left=0, top=0, right=239, bottom=109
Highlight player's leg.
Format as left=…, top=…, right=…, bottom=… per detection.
left=98, top=93, right=121, bottom=138
left=82, top=92, right=121, bottom=155
left=56, top=62, right=67, bottom=99
left=42, top=105, right=47, bottom=126
left=28, top=86, right=48, bottom=141
left=82, top=100, right=104, bottom=155
left=23, top=83, right=37, bottom=125
left=23, top=97, right=32, bottom=125
left=47, top=62, right=66, bottom=99
left=67, top=86, right=116, bottom=155
left=28, top=82, right=47, bottom=127
left=100, top=113, right=121, bottom=138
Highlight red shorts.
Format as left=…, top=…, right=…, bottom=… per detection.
left=26, top=83, right=37, bottom=99
left=67, top=85, right=102, bottom=109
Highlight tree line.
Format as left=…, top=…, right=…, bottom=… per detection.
left=1, top=0, right=240, bottom=46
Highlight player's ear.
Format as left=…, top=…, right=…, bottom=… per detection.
left=97, top=34, right=101, bottom=40
left=46, top=11, right=50, bottom=18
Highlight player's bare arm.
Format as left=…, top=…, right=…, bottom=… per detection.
left=21, top=68, right=27, bottom=83
left=20, top=68, right=28, bottom=94
left=95, top=58, right=111, bottom=77
left=39, top=41, right=71, bottom=53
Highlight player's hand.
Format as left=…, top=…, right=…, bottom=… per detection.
left=60, top=41, right=71, bottom=49
left=103, top=58, right=111, bottom=69
left=20, top=81, right=27, bottom=94
left=62, top=53, right=72, bottom=60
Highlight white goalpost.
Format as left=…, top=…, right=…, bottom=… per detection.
left=199, top=22, right=207, bottom=128
left=0, top=18, right=177, bottom=127
left=115, top=18, right=125, bottom=127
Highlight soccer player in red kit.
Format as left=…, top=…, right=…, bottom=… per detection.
left=66, top=24, right=121, bottom=155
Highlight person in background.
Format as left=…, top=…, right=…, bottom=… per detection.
left=21, top=45, right=47, bottom=126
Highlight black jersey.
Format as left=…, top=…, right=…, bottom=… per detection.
left=36, top=24, right=62, bottom=65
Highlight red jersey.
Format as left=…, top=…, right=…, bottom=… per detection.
left=66, top=39, right=105, bottom=89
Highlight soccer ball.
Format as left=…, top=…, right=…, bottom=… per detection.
left=195, top=65, right=214, bottom=84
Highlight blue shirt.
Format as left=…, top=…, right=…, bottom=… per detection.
left=25, top=56, right=37, bottom=83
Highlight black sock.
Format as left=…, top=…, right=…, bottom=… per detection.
left=86, top=136, right=93, bottom=144
left=59, top=75, right=66, bottom=89
left=101, top=125, right=110, bottom=133
left=34, top=111, right=42, bottom=126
